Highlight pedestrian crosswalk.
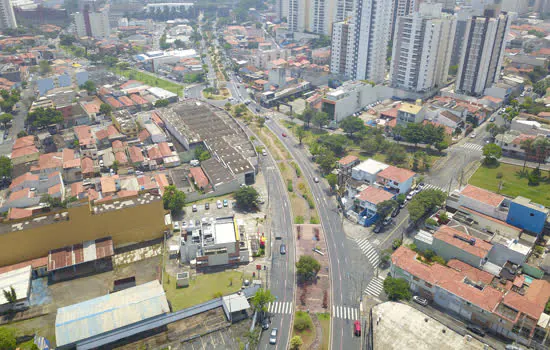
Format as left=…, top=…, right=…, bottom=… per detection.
left=461, top=143, right=483, bottom=152
left=422, top=184, right=445, bottom=192
left=364, top=277, right=385, bottom=298
left=333, top=305, right=360, bottom=320
left=268, top=301, right=293, bottom=314
left=355, top=238, right=379, bottom=267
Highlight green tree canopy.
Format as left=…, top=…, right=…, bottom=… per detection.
left=154, top=99, right=170, bottom=108
left=80, top=80, right=96, bottom=94
left=235, top=186, right=259, bottom=210
left=383, top=276, right=412, bottom=301
left=376, top=200, right=398, bottom=221
left=312, top=111, right=329, bottom=129
left=0, top=113, right=13, bottom=126
left=0, top=156, right=13, bottom=179
left=290, top=335, right=303, bottom=350
left=408, top=189, right=447, bottom=222
left=296, top=125, right=306, bottom=144
left=27, top=107, right=63, bottom=128
left=339, top=116, right=365, bottom=137
left=326, top=173, right=338, bottom=189
left=0, top=327, right=16, bottom=350
left=482, top=143, right=502, bottom=165
left=99, top=103, right=112, bottom=116
left=317, top=134, right=348, bottom=155
left=385, top=144, right=407, bottom=165
left=251, top=288, right=276, bottom=314
left=296, top=255, right=321, bottom=282
left=162, top=185, right=186, bottom=213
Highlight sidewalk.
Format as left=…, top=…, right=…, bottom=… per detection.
left=500, top=157, right=550, bottom=171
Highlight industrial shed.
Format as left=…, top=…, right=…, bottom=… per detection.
left=0, top=265, right=32, bottom=313
left=55, top=280, right=170, bottom=349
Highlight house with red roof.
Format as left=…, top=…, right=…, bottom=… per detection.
left=376, top=165, right=416, bottom=194
left=128, top=146, right=145, bottom=166
left=391, top=245, right=550, bottom=348
left=81, top=157, right=97, bottom=178
left=354, top=186, right=395, bottom=226
left=189, top=167, right=209, bottom=190
left=105, top=96, right=123, bottom=109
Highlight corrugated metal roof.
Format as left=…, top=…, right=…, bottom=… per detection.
left=48, top=237, right=114, bottom=271
left=55, top=280, right=169, bottom=347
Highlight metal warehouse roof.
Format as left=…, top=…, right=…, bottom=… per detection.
left=48, top=237, right=114, bottom=272
left=55, top=280, right=170, bottom=347
left=0, top=265, right=31, bottom=306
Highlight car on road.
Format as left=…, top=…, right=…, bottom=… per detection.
left=391, top=208, right=400, bottom=217
left=373, top=224, right=382, bottom=233
left=205, top=203, right=210, bottom=210
left=470, top=132, right=477, bottom=138
left=223, top=199, right=228, bottom=207
left=412, top=296, right=428, bottom=306
left=505, top=345, right=524, bottom=350
left=217, top=200, right=222, bottom=209
left=466, top=325, right=486, bottom=337
left=314, top=177, right=319, bottom=183
left=192, top=204, right=197, bottom=212
left=354, top=320, right=361, bottom=336
left=489, top=116, right=495, bottom=122
left=262, top=318, right=270, bottom=330
left=282, top=132, right=287, bottom=137
left=383, top=217, right=392, bottom=226
left=406, top=193, right=414, bottom=201
left=416, top=183, right=425, bottom=190
left=399, top=201, right=407, bottom=209
left=280, top=243, right=286, bottom=255
left=269, top=328, right=278, bottom=344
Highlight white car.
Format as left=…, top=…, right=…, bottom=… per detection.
left=470, top=132, right=477, bottom=138
left=217, top=200, right=222, bottom=209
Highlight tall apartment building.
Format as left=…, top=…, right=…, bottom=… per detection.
left=0, top=0, right=17, bottom=29
left=74, top=5, right=111, bottom=39
left=501, top=0, right=529, bottom=14
left=276, top=0, right=289, bottom=21
left=432, top=0, right=455, bottom=11
left=330, top=20, right=355, bottom=78
left=390, top=0, right=417, bottom=42
left=287, top=0, right=350, bottom=35
left=455, top=10, right=511, bottom=96
left=389, top=3, right=456, bottom=92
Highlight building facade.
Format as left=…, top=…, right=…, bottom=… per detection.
left=0, top=0, right=17, bottom=29
left=74, top=5, right=111, bottom=39
left=455, top=11, right=511, bottom=96
left=390, top=3, right=456, bottom=93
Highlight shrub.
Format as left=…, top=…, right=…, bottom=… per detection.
left=287, top=180, right=294, bottom=192
left=310, top=216, right=319, bottom=224
left=392, top=238, right=402, bottom=250
left=425, top=218, right=438, bottom=227
left=424, top=249, right=435, bottom=260
left=432, top=255, right=446, bottom=265
left=322, top=290, right=328, bottom=309
left=212, top=291, right=223, bottom=298
left=295, top=216, right=305, bottom=224
left=496, top=172, right=503, bottom=179
left=294, top=311, right=313, bottom=331
left=534, top=245, right=545, bottom=256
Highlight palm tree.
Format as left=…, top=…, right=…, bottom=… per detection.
left=2, top=286, right=17, bottom=304
left=520, top=138, right=535, bottom=171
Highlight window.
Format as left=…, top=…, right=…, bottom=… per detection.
left=424, top=282, right=432, bottom=288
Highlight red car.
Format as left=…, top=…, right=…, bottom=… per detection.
left=354, top=320, right=361, bottom=336
left=282, top=133, right=287, bottom=137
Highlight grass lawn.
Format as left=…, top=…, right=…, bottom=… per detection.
left=113, top=68, right=183, bottom=96
left=163, top=270, right=247, bottom=311
left=292, top=311, right=316, bottom=348
left=469, top=163, right=550, bottom=207
left=202, top=91, right=226, bottom=100
left=317, top=313, right=330, bottom=350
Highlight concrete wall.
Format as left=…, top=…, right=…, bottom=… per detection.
left=432, top=238, right=483, bottom=268
left=487, top=243, right=526, bottom=266
left=506, top=201, right=547, bottom=235
left=459, top=196, right=508, bottom=222
left=0, top=200, right=168, bottom=266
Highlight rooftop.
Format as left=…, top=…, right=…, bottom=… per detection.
left=353, top=159, right=389, bottom=176
left=48, top=237, right=114, bottom=272
left=373, top=302, right=487, bottom=350
left=434, top=225, right=492, bottom=259
left=55, top=280, right=170, bottom=347
left=460, top=185, right=505, bottom=208
left=0, top=265, right=32, bottom=306
left=356, top=186, right=394, bottom=204
left=338, top=155, right=359, bottom=166
left=399, top=102, right=423, bottom=115
left=377, top=165, right=416, bottom=184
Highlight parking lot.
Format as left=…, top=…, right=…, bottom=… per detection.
left=182, top=198, right=235, bottom=229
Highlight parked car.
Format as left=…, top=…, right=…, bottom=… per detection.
left=314, top=177, right=319, bottom=183
left=223, top=199, right=228, bottom=207
left=280, top=243, right=287, bottom=255
left=399, top=201, right=407, bottom=209
left=262, top=318, right=270, bottom=330
left=192, top=204, right=197, bottom=212
left=217, top=200, right=222, bottom=209
left=406, top=193, right=414, bottom=201
left=466, top=325, right=486, bottom=337
left=391, top=208, right=400, bottom=217
left=262, top=149, right=268, bottom=156
left=383, top=217, right=392, bottom=226
left=489, top=116, right=495, bottom=122
left=412, top=295, right=428, bottom=306
left=373, top=224, right=382, bottom=233
left=416, top=182, right=425, bottom=190
left=205, top=203, right=210, bottom=210
left=269, top=328, right=278, bottom=344
left=282, top=133, right=287, bottom=137
left=470, top=132, right=477, bottom=138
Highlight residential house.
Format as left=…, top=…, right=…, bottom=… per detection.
left=128, top=146, right=145, bottom=167
left=351, top=159, right=389, bottom=184
left=353, top=186, right=395, bottom=226
left=81, top=157, right=97, bottom=178
left=10, top=136, right=39, bottom=165
left=376, top=165, right=415, bottom=194
left=397, top=102, right=426, bottom=126
left=189, top=167, right=209, bottom=191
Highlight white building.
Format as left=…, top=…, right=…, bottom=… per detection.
left=351, top=158, right=389, bottom=183
left=501, top=0, right=529, bottom=14
left=287, top=0, right=339, bottom=35
left=74, top=7, right=111, bottom=39
left=321, top=81, right=393, bottom=122
left=0, top=265, right=32, bottom=313
left=0, top=0, right=17, bottom=29
left=276, top=0, right=289, bottom=21
left=455, top=10, right=511, bottom=96
left=390, top=3, right=456, bottom=93
left=330, top=0, right=392, bottom=82
left=390, top=0, right=417, bottom=40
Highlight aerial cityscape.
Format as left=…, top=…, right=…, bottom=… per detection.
left=0, top=0, right=548, bottom=349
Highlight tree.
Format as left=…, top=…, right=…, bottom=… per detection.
left=318, top=134, right=348, bottom=155
left=520, top=138, right=535, bottom=171
left=383, top=276, right=411, bottom=301
left=296, top=255, right=321, bottom=282
left=326, top=173, right=338, bottom=189
left=2, top=286, right=16, bottom=304
left=296, top=126, right=306, bottom=145
left=162, top=185, right=186, bottom=213
left=39, top=60, right=51, bottom=74
left=534, top=137, right=550, bottom=166
left=408, top=189, right=447, bottom=222
left=312, top=111, right=329, bottom=129
left=434, top=141, right=448, bottom=154
left=111, top=160, right=120, bottom=173
left=99, top=103, right=112, bottom=117
left=482, top=143, right=502, bottom=165
left=154, top=99, right=170, bottom=108
left=224, top=102, right=231, bottom=111
left=80, top=80, right=96, bottom=94
left=26, top=107, right=63, bottom=128
left=0, top=156, right=12, bottom=179
left=251, top=288, right=275, bottom=315
left=316, top=148, right=337, bottom=174
left=385, top=144, right=407, bottom=165
left=340, top=116, right=365, bottom=137
left=376, top=200, right=398, bottom=222
left=360, top=137, right=379, bottom=155
left=300, top=108, right=314, bottom=128
left=0, top=113, right=12, bottom=127
left=244, top=328, right=260, bottom=349
left=16, top=130, right=27, bottom=138
left=401, top=123, right=425, bottom=147
left=0, top=327, right=16, bottom=350
left=235, top=186, right=259, bottom=210
left=290, top=335, right=303, bottom=350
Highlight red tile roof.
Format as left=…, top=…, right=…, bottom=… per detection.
left=115, top=151, right=128, bottom=164
left=147, top=146, right=162, bottom=160
left=447, top=259, right=494, bottom=285
left=95, top=129, right=109, bottom=141
left=356, top=186, right=394, bottom=204
left=460, top=185, right=505, bottom=208
left=158, top=142, right=172, bottom=157
left=48, top=184, right=62, bottom=195
left=130, top=94, right=148, bottom=105
left=106, top=97, right=123, bottom=109
left=74, top=125, right=95, bottom=146
left=434, top=225, right=492, bottom=259
left=139, top=129, right=150, bottom=142
left=37, top=152, right=63, bottom=171
left=8, top=188, right=33, bottom=201
left=112, top=140, right=124, bottom=149
left=80, top=97, right=102, bottom=114
left=502, top=279, right=550, bottom=321
left=13, top=135, right=35, bottom=150
left=128, top=146, right=144, bottom=163
left=81, top=157, right=94, bottom=174
left=71, top=182, right=85, bottom=197
left=107, top=125, right=120, bottom=138
left=0, top=256, right=47, bottom=274
left=118, top=96, right=134, bottom=107
left=377, top=165, right=416, bottom=184
left=9, top=172, right=38, bottom=190
left=7, top=207, right=33, bottom=220
left=338, top=155, right=359, bottom=166
left=189, top=167, right=208, bottom=188
left=11, top=145, right=39, bottom=159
